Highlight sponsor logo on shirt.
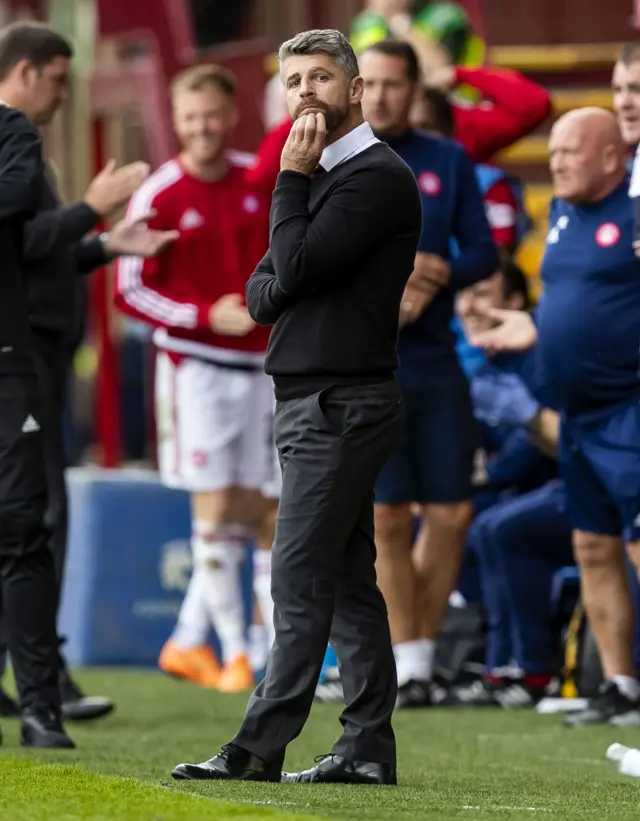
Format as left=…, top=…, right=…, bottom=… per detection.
left=418, top=171, right=441, bottom=196
left=179, top=208, right=205, bottom=230
left=595, top=222, right=620, bottom=248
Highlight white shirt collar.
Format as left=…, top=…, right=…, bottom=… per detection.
left=320, top=121, right=379, bottom=172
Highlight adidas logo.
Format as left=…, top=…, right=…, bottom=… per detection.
left=21, top=414, right=40, bottom=433
left=179, top=208, right=204, bottom=230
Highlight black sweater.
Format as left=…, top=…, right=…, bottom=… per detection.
left=246, top=142, right=422, bottom=399
left=0, top=106, right=45, bottom=375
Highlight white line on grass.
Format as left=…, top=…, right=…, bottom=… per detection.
left=245, top=800, right=300, bottom=807
left=462, top=806, right=550, bottom=813
left=540, top=755, right=607, bottom=767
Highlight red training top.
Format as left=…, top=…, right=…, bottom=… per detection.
left=114, top=151, right=271, bottom=364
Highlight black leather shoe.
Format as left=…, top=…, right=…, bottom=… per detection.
left=60, top=672, right=114, bottom=722
left=282, top=754, right=397, bottom=785
left=171, top=743, right=282, bottom=781
left=20, top=708, right=75, bottom=749
left=0, top=688, right=19, bottom=718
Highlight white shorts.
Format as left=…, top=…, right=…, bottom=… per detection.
left=155, top=352, right=277, bottom=493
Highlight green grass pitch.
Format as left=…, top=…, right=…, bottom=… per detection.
left=1, top=669, right=639, bottom=820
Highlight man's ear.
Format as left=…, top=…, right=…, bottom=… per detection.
left=13, top=58, right=35, bottom=86
left=601, top=143, right=619, bottom=175
left=351, top=76, right=364, bottom=106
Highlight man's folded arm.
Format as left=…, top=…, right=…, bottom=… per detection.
left=246, top=251, right=295, bottom=325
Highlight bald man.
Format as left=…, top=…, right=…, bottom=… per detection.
left=471, top=107, right=640, bottom=728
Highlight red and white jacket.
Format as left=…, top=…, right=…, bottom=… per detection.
left=114, top=151, right=271, bottom=366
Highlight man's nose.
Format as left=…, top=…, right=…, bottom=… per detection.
left=549, top=155, right=563, bottom=173
left=299, top=80, right=314, bottom=98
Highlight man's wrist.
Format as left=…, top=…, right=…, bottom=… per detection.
left=279, top=164, right=313, bottom=178
left=99, top=231, right=118, bottom=261
left=84, top=196, right=106, bottom=217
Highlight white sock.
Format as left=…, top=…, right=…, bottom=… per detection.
left=172, top=566, right=210, bottom=649
left=253, top=550, right=275, bottom=647
left=394, top=639, right=435, bottom=687
left=249, top=623, right=269, bottom=671
left=612, top=675, right=640, bottom=701
left=193, top=522, right=247, bottom=663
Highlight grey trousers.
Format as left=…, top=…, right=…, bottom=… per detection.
left=233, top=380, right=402, bottom=769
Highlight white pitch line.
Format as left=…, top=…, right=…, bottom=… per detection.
left=246, top=800, right=300, bottom=807
left=540, top=755, right=607, bottom=767
left=462, top=806, right=550, bottom=813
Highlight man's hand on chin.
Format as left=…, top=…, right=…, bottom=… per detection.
left=281, top=112, right=327, bottom=176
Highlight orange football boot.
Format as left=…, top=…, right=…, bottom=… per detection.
left=158, top=639, right=221, bottom=687
left=217, top=653, right=255, bottom=693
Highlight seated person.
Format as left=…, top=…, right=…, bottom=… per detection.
left=444, top=265, right=574, bottom=707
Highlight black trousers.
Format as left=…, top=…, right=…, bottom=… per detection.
left=233, top=381, right=402, bottom=769
left=0, top=372, right=60, bottom=711
left=0, top=330, right=70, bottom=684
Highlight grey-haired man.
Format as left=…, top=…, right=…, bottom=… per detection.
left=171, top=29, right=422, bottom=785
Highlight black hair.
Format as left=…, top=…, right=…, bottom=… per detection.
left=0, top=22, right=73, bottom=81
left=361, top=39, right=420, bottom=84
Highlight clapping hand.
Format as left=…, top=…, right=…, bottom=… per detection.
left=84, top=159, right=150, bottom=217
left=104, top=211, right=179, bottom=257
left=281, top=112, right=327, bottom=176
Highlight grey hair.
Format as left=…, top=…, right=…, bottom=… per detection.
left=278, top=29, right=359, bottom=81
